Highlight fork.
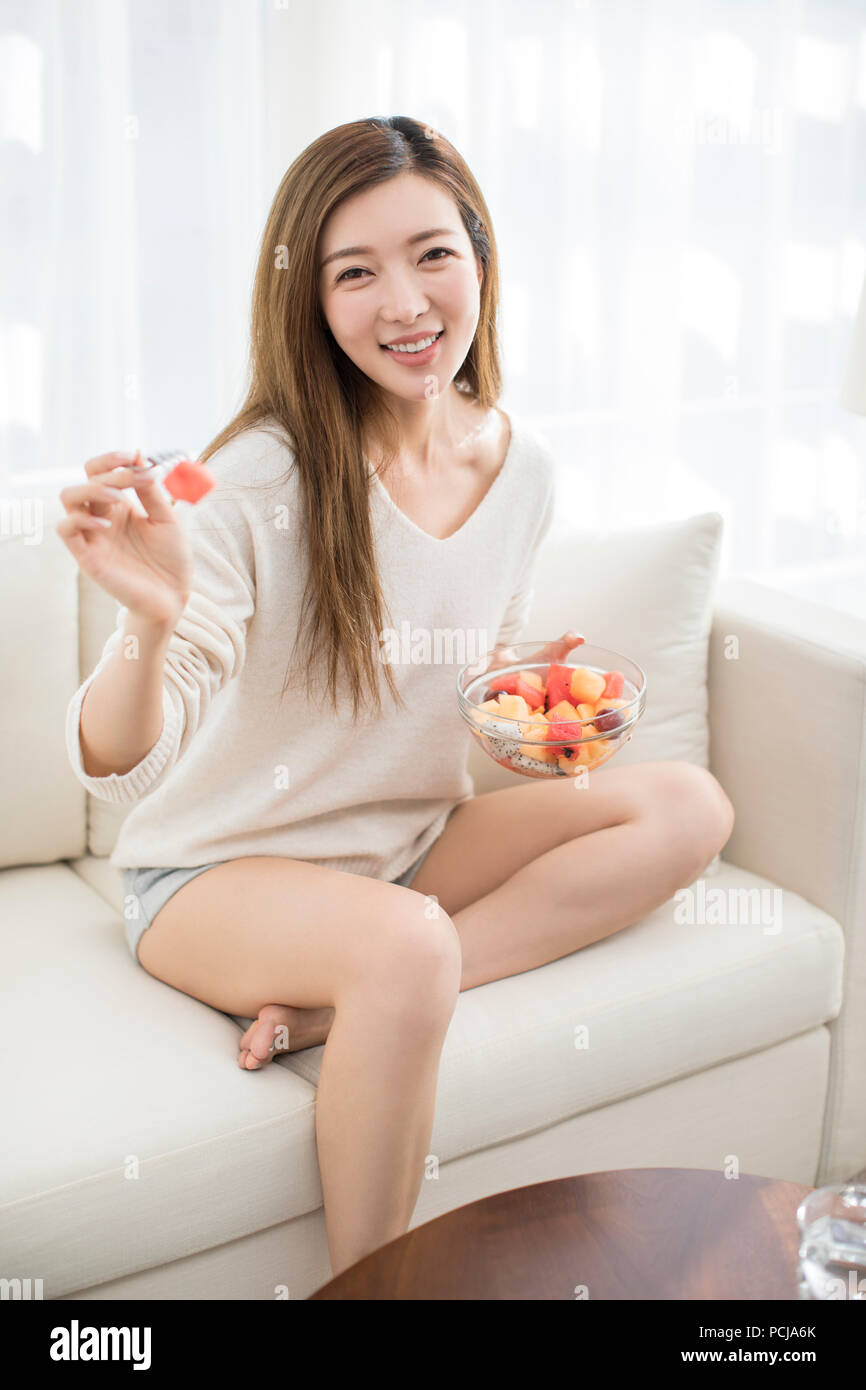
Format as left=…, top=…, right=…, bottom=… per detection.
left=132, top=449, right=192, bottom=483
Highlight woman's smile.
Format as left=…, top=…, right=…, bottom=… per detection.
left=380, top=329, right=445, bottom=365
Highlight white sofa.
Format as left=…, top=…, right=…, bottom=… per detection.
left=1, top=495, right=862, bottom=1301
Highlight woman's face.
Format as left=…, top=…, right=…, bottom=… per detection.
left=318, top=171, right=483, bottom=402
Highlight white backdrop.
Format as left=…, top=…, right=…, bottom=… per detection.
left=2, top=0, right=865, bottom=592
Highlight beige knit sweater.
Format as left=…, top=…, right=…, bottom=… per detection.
left=64, top=415, right=556, bottom=880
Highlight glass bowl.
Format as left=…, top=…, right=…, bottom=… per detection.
left=456, top=640, right=647, bottom=779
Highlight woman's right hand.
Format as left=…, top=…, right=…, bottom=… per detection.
left=56, top=450, right=195, bottom=626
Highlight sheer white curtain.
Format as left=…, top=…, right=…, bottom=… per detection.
left=2, top=0, right=865, bottom=591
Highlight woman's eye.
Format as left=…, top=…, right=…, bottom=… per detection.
left=336, top=247, right=454, bottom=284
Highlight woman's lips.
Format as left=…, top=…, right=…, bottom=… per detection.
left=380, top=330, right=444, bottom=366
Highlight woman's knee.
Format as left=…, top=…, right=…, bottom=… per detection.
left=646, top=761, right=735, bottom=863
left=344, top=891, right=462, bottom=1017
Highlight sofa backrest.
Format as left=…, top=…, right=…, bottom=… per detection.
left=0, top=495, right=87, bottom=866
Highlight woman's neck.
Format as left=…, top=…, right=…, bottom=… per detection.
left=366, top=390, right=499, bottom=479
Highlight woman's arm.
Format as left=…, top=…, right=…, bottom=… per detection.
left=78, top=606, right=185, bottom=777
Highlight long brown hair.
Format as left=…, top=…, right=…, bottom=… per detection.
left=199, top=116, right=502, bottom=722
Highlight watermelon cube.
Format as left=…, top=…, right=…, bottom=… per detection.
left=163, top=458, right=217, bottom=503
left=486, top=673, right=547, bottom=709
left=544, top=664, right=576, bottom=711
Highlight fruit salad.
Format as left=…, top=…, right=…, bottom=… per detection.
left=459, top=648, right=645, bottom=779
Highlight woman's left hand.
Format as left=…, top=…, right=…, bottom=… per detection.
left=485, top=628, right=585, bottom=672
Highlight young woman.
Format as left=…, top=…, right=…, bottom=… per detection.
left=58, top=116, right=734, bottom=1279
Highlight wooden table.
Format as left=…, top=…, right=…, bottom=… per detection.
left=309, top=1167, right=813, bottom=1300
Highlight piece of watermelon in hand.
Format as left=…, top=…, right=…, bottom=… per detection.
left=163, top=458, right=217, bottom=504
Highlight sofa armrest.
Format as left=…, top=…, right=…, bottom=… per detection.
left=708, top=576, right=866, bottom=1183
left=708, top=577, right=866, bottom=921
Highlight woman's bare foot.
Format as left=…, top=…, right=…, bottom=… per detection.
left=238, top=1002, right=335, bottom=1069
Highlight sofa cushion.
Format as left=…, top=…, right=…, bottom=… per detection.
left=67, top=851, right=125, bottom=915
left=3, top=849, right=842, bottom=1296
left=0, top=863, right=321, bottom=1298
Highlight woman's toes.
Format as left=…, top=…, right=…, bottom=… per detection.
left=250, top=1006, right=292, bottom=1060
left=238, top=1004, right=296, bottom=1070
left=237, top=1041, right=263, bottom=1069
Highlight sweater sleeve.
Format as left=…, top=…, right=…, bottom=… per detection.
left=64, top=494, right=256, bottom=805
left=493, top=471, right=556, bottom=649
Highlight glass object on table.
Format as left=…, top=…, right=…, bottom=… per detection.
left=797, top=1184, right=866, bottom=1299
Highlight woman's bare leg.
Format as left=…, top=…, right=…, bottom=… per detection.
left=315, top=951, right=460, bottom=1269
left=136, top=856, right=462, bottom=1276
left=239, top=763, right=734, bottom=1059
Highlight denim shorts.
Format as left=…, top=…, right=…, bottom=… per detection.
left=121, top=842, right=435, bottom=967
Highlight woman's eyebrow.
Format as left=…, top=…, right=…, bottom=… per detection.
left=320, top=227, right=459, bottom=270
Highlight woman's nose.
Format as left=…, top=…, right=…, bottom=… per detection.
left=379, top=271, right=429, bottom=324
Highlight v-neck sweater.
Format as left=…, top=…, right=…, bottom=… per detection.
left=64, top=413, right=557, bottom=878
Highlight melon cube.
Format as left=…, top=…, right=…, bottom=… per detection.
left=547, top=699, right=580, bottom=721
left=586, top=737, right=612, bottom=763
left=495, top=693, right=532, bottom=719
left=519, top=670, right=545, bottom=691
left=470, top=703, right=499, bottom=726
left=570, top=666, right=607, bottom=704
left=518, top=712, right=556, bottom=762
